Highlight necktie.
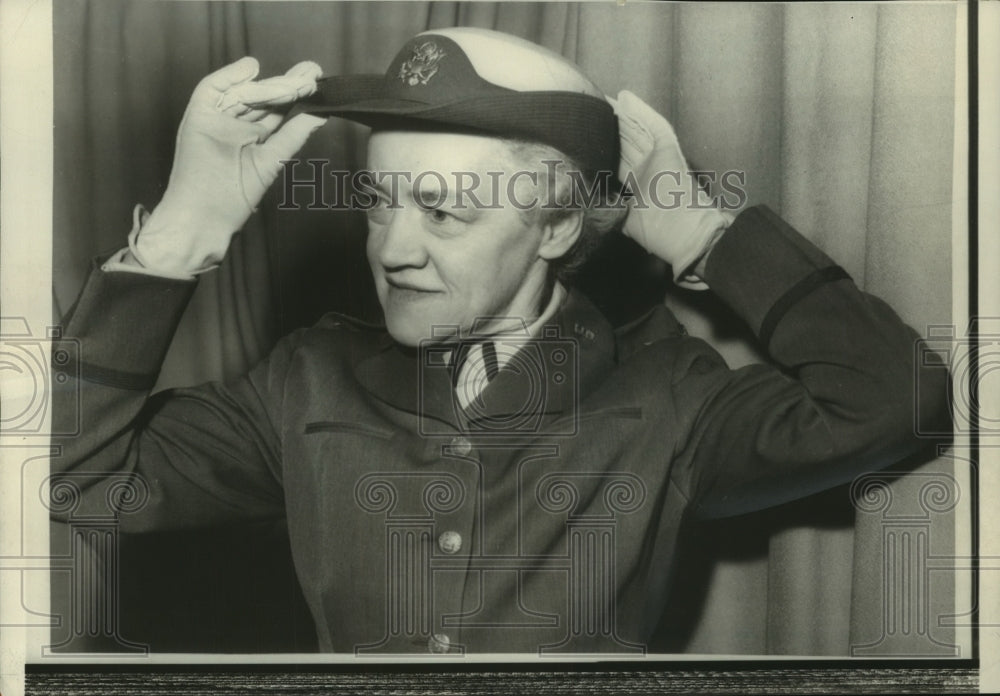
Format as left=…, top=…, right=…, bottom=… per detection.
left=449, top=341, right=499, bottom=405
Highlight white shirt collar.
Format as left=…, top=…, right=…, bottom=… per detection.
left=453, top=281, right=567, bottom=409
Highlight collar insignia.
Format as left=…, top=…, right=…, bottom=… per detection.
left=398, top=41, right=446, bottom=86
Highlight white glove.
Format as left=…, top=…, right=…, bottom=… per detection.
left=611, top=90, right=731, bottom=289
left=132, top=57, right=327, bottom=275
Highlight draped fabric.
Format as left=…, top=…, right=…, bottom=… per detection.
left=53, top=1, right=961, bottom=654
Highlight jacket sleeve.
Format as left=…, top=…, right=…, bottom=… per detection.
left=668, top=205, right=952, bottom=519
left=50, top=259, right=292, bottom=532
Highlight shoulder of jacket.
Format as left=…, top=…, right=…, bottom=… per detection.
left=613, top=302, right=687, bottom=360
left=275, top=311, right=387, bottom=361
left=613, top=303, right=734, bottom=385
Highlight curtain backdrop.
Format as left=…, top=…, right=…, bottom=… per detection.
left=53, top=1, right=961, bottom=655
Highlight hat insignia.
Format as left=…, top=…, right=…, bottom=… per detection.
left=398, top=41, right=446, bottom=86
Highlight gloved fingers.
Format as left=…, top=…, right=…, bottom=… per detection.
left=284, top=60, right=323, bottom=81
left=616, top=113, right=654, bottom=157
left=615, top=95, right=656, bottom=168
left=244, top=112, right=309, bottom=146
left=240, top=107, right=274, bottom=123
left=253, top=112, right=286, bottom=137
left=218, top=97, right=254, bottom=117
left=615, top=90, right=677, bottom=143
left=226, top=107, right=281, bottom=125
left=225, top=73, right=319, bottom=108
left=610, top=90, right=645, bottom=180
left=193, top=56, right=260, bottom=105
left=225, top=61, right=322, bottom=109
left=617, top=120, right=654, bottom=182
left=176, top=101, right=263, bottom=146
left=612, top=91, right=655, bottom=142
left=255, top=112, right=327, bottom=160
left=242, top=113, right=327, bottom=199
left=618, top=125, right=652, bottom=169
left=617, top=91, right=691, bottom=181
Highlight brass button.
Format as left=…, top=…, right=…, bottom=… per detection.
left=428, top=633, right=451, bottom=654
left=450, top=435, right=472, bottom=456
left=438, top=530, right=462, bottom=554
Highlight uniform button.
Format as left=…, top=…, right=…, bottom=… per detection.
left=450, top=435, right=472, bottom=456
left=428, top=633, right=451, bottom=654
left=438, top=530, right=462, bottom=554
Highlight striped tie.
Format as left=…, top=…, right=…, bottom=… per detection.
left=448, top=341, right=499, bottom=389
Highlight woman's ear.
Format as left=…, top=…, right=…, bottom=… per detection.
left=537, top=209, right=584, bottom=262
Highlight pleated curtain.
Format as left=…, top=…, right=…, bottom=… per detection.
left=53, top=0, right=960, bottom=655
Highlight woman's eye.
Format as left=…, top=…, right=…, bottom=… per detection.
left=423, top=207, right=467, bottom=236
left=428, top=208, right=451, bottom=223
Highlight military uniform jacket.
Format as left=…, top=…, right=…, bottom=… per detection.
left=52, top=205, right=950, bottom=654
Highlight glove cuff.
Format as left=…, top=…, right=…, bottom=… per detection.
left=129, top=201, right=222, bottom=276
left=672, top=209, right=732, bottom=289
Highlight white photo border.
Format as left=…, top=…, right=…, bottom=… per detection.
left=1, top=0, right=994, bottom=693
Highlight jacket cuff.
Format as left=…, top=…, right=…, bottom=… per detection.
left=59, top=257, right=197, bottom=387
left=702, top=205, right=847, bottom=346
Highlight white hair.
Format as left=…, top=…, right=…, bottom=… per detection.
left=501, top=139, right=627, bottom=279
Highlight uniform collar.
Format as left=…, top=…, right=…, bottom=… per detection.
left=353, top=286, right=617, bottom=433
left=451, top=282, right=566, bottom=409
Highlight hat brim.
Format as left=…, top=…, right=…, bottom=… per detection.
left=289, top=75, right=620, bottom=176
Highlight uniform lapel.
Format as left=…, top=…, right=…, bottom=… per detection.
left=464, top=289, right=617, bottom=430
left=352, top=335, right=460, bottom=430
left=352, top=289, right=616, bottom=433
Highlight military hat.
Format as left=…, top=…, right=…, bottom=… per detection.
left=289, top=27, right=619, bottom=177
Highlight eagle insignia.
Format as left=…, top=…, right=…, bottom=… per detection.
left=398, top=41, right=446, bottom=86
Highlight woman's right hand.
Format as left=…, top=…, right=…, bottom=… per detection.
left=131, top=57, right=327, bottom=275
